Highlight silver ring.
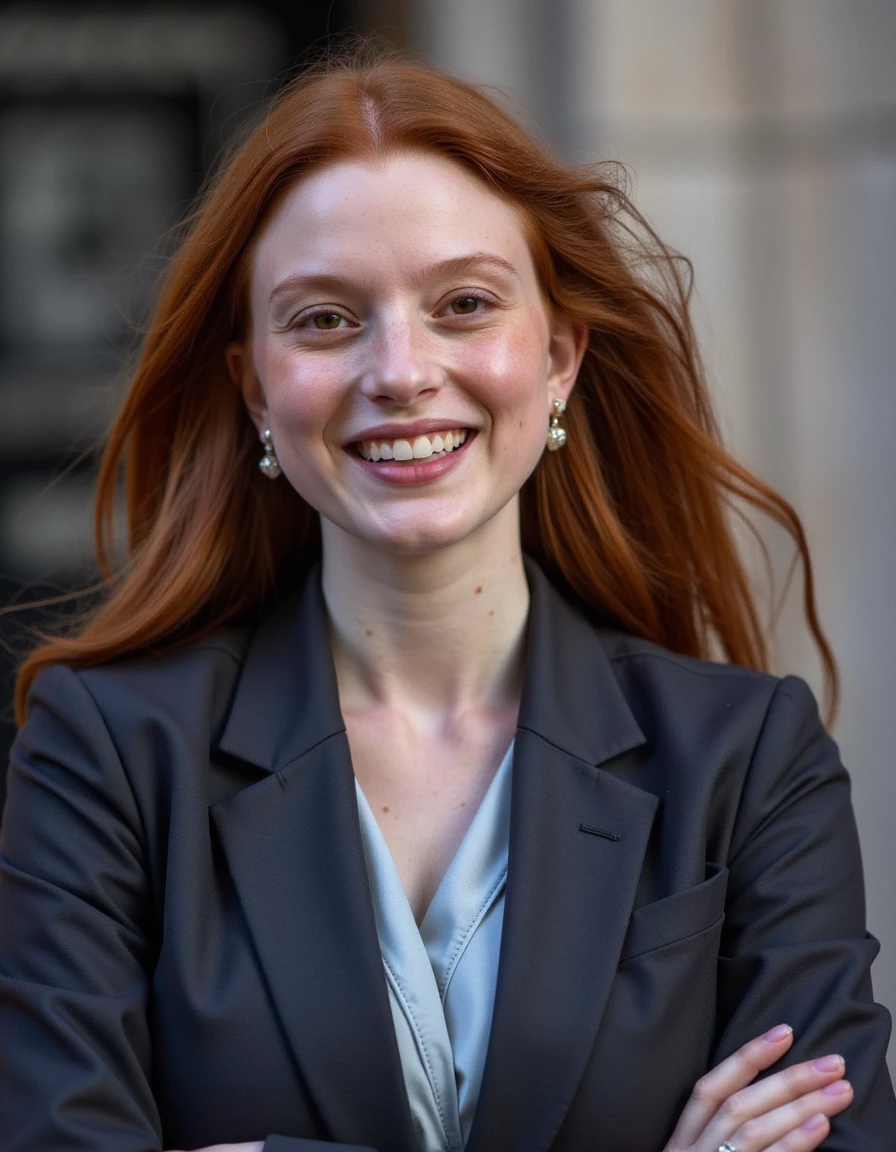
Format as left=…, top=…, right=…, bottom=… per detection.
left=718, top=1143, right=739, bottom=1152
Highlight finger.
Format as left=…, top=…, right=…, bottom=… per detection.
left=718, top=1078, right=852, bottom=1152
left=165, top=1145, right=265, bottom=1151
left=695, top=1053, right=848, bottom=1150
left=666, top=1024, right=794, bottom=1147
left=199, top=1146, right=265, bottom=1152
left=767, top=1110, right=830, bottom=1151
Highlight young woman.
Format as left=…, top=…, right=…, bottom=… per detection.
left=1, top=53, right=894, bottom=1152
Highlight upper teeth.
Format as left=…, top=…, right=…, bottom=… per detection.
left=357, top=429, right=468, bottom=462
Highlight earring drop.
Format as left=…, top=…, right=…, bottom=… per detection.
left=546, top=398, right=567, bottom=451
left=258, top=429, right=282, bottom=479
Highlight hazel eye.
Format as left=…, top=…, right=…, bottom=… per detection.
left=310, top=312, right=344, bottom=330
left=450, top=296, right=482, bottom=315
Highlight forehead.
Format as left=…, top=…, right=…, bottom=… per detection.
left=249, top=152, right=537, bottom=285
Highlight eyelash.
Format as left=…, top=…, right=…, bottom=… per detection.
left=296, top=309, right=350, bottom=331
left=445, top=291, right=493, bottom=317
left=291, top=291, right=495, bottom=331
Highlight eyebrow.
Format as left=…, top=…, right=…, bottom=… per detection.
left=267, top=251, right=522, bottom=307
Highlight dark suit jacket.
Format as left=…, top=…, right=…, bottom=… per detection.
left=1, top=560, right=894, bottom=1151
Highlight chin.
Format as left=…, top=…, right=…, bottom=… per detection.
left=359, top=511, right=486, bottom=557
left=372, top=527, right=469, bottom=557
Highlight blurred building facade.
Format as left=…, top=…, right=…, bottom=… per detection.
left=413, top=0, right=896, bottom=1074
left=1, top=0, right=894, bottom=1075
left=0, top=0, right=355, bottom=791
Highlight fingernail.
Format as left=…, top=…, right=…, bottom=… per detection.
left=802, top=1112, right=828, bottom=1132
left=763, top=1023, right=793, bottom=1042
left=813, top=1054, right=845, bottom=1073
left=823, top=1079, right=852, bottom=1096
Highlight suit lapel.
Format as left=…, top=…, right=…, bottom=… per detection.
left=467, top=562, right=657, bottom=1152
left=212, top=571, right=418, bottom=1152
left=211, top=559, right=658, bottom=1152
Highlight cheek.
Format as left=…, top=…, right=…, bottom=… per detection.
left=467, top=329, right=548, bottom=448
left=468, top=322, right=545, bottom=393
left=259, top=346, right=346, bottom=438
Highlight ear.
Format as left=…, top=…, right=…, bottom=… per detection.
left=226, top=341, right=268, bottom=439
left=546, top=319, right=588, bottom=404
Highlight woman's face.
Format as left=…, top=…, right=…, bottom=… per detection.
left=228, top=152, right=585, bottom=556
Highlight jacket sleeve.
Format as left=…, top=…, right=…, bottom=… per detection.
left=714, top=675, right=896, bottom=1150
left=0, top=667, right=382, bottom=1152
left=0, top=665, right=164, bottom=1151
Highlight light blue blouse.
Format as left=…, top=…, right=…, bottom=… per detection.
left=354, top=742, right=513, bottom=1152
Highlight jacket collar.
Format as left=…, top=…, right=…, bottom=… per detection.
left=218, top=556, right=646, bottom=775
left=517, top=556, right=645, bottom=763
left=217, top=562, right=345, bottom=771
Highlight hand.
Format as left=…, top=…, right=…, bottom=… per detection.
left=664, top=1024, right=853, bottom=1152
left=165, top=1144, right=264, bottom=1151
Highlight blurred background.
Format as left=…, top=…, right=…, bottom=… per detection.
left=0, top=0, right=893, bottom=1072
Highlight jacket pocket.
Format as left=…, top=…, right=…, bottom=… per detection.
left=619, top=862, right=728, bottom=962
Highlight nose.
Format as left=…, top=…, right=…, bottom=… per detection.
left=359, top=312, right=443, bottom=406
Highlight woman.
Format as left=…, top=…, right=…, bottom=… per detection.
left=1, top=52, right=893, bottom=1152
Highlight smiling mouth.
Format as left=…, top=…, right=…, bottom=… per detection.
left=354, top=428, right=470, bottom=462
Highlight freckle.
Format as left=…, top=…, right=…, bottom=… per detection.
left=475, top=586, right=483, bottom=595
left=366, top=629, right=374, bottom=637
left=381, top=806, right=390, bottom=813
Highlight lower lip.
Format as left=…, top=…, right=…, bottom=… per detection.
left=349, top=433, right=476, bottom=485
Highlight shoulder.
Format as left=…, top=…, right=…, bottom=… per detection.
left=30, top=624, right=251, bottom=730
left=527, top=559, right=825, bottom=768
left=21, top=623, right=257, bottom=798
left=594, top=627, right=841, bottom=844
left=604, top=627, right=821, bottom=737
left=15, top=623, right=265, bottom=840
left=600, top=626, right=776, bottom=689
left=598, top=627, right=844, bottom=842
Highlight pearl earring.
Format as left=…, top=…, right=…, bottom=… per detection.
left=546, top=398, right=567, bottom=451
left=258, top=429, right=282, bottom=479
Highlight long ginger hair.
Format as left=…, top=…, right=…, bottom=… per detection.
left=14, top=50, right=838, bottom=724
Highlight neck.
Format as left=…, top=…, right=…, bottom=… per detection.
left=321, top=504, right=529, bottom=720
